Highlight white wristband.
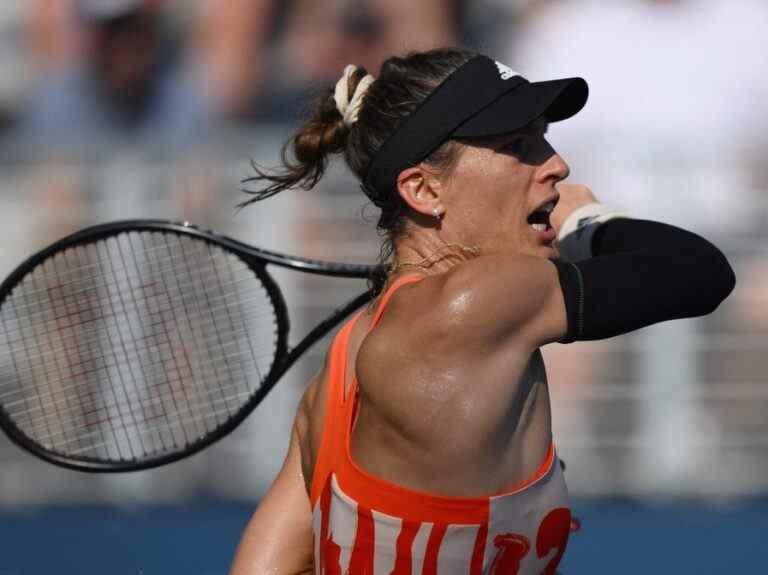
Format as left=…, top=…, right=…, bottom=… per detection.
left=557, top=203, right=629, bottom=262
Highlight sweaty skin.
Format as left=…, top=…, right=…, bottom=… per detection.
left=298, top=124, right=594, bottom=497
left=300, top=282, right=554, bottom=499
left=231, top=123, right=598, bottom=574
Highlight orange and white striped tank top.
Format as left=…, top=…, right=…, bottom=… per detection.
left=309, top=275, right=571, bottom=574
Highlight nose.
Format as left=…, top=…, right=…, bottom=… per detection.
left=538, top=152, right=570, bottom=184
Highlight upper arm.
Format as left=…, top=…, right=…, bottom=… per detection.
left=229, top=408, right=315, bottom=575
left=439, top=254, right=568, bottom=351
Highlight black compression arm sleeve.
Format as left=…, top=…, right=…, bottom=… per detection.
left=552, top=219, right=736, bottom=343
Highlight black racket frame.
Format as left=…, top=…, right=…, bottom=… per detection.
left=0, top=219, right=382, bottom=472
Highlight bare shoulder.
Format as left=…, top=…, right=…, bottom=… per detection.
left=412, top=254, right=567, bottom=349
left=354, top=260, right=564, bottom=455
left=358, top=256, right=559, bottom=369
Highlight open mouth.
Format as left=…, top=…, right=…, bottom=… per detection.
left=526, top=199, right=556, bottom=232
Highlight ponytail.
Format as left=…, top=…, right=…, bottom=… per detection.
left=238, top=67, right=372, bottom=209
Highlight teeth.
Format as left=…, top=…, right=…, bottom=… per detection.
left=530, top=223, right=548, bottom=231
left=530, top=200, right=555, bottom=219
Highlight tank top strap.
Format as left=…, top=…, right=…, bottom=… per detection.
left=309, top=274, right=424, bottom=507
left=327, top=309, right=363, bottom=406
left=368, top=274, right=424, bottom=331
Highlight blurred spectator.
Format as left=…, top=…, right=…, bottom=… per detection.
left=370, top=0, right=457, bottom=55
left=194, top=0, right=273, bottom=119
left=273, top=0, right=385, bottom=118
left=16, top=0, right=221, bottom=240
left=20, top=0, right=214, bottom=158
left=0, top=5, right=30, bottom=129
left=211, top=0, right=459, bottom=121
left=25, top=0, right=78, bottom=71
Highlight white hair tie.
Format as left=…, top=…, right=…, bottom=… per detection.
left=334, top=65, right=375, bottom=126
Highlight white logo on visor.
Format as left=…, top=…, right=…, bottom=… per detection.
left=494, top=60, right=520, bottom=80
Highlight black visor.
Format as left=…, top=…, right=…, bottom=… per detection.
left=364, top=55, right=588, bottom=195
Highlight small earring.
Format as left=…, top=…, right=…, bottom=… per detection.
left=433, top=207, right=442, bottom=221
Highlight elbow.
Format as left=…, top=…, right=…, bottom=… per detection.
left=690, top=248, right=737, bottom=316
left=708, top=255, right=736, bottom=313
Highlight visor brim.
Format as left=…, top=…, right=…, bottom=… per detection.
left=453, top=77, right=588, bottom=138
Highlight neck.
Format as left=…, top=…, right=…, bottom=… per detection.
left=391, top=228, right=480, bottom=277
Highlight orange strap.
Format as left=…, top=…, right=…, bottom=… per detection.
left=309, top=274, right=424, bottom=506
left=368, top=275, right=424, bottom=332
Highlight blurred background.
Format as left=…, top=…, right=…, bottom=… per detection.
left=0, top=0, right=766, bottom=573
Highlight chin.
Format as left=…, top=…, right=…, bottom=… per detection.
left=527, top=242, right=557, bottom=260
left=516, top=245, right=553, bottom=259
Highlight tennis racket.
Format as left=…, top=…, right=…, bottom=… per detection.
left=0, top=220, right=382, bottom=472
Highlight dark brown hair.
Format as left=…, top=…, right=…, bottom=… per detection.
left=240, top=47, right=478, bottom=292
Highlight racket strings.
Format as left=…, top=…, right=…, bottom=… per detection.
left=4, top=306, right=262, bottom=457
left=0, top=265, right=269, bottom=393
left=1, top=234, right=237, bottom=302
left=0, top=231, right=280, bottom=463
left=92, top=240, right=158, bottom=459
left=0, top=298, right=277, bottom=449
left=0, top=288, right=278, bottom=383
left=7, top=328, right=275, bottom=437
left=0, top=241, right=258, bottom=322
left=66, top=402, right=252, bottom=457
left=0, top=270, right=273, bottom=399
left=0, top=232, right=270, bottom=354
left=11, top=338, right=264, bottom=438
left=179, top=238, right=242, bottom=430
left=34, top=379, right=256, bottom=451
left=0, top=308, right=272, bottom=408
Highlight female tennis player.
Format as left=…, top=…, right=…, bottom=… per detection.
left=229, top=48, right=735, bottom=574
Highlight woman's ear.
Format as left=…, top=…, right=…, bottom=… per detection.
left=396, top=165, right=443, bottom=218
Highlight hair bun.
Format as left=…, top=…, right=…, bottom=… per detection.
left=334, top=65, right=375, bottom=126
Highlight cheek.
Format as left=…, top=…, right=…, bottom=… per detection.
left=446, top=150, right=529, bottom=226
